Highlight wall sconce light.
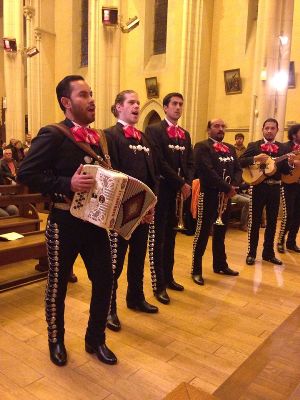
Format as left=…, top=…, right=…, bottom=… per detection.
left=279, top=35, right=288, bottom=46
left=271, top=71, right=289, bottom=91
left=260, top=68, right=267, bottom=81
left=102, top=7, right=118, bottom=26
left=3, top=38, right=17, bottom=52
left=25, top=46, right=39, bottom=57
left=121, top=16, right=140, bottom=33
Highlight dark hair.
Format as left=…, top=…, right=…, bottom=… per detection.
left=111, top=90, right=136, bottom=117
left=56, top=75, right=85, bottom=112
left=288, top=124, right=300, bottom=141
left=235, top=133, right=244, bottom=140
left=163, top=92, right=184, bottom=107
left=207, top=121, right=212, bottom=129
left=262, top=118, right=278, bottom=129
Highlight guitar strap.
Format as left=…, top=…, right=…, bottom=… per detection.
left=51, top=123, right=112, bottom=169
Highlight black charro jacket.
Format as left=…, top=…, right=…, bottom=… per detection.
left=194, top=138, right=242, bottom=193
left=17, top=119, right=107, bottom=202
left=104, top=122, right=159, bottom=194
left=145, top=119, right=194, bottom=192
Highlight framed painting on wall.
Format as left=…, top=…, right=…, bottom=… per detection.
left=224, top=68, right=242, bottom=94
left=145, top=77, right=159, bottom=98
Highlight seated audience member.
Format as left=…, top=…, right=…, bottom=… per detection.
left=0, top=148, right=18, bottom=183
left=13, top=140, right=25, bottom=164
left=0, top=170, right=19, bottom=217
left=234, top=133, right=246, bottom=158
left=231, top=184, right=250, bottom=231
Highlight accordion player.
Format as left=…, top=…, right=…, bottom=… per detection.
left=70, top=164, right=157, bottom=239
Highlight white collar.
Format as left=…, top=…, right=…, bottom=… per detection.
left=165, top=117, right=178, bottom=127
left=72, top=121, right=88, bottom=128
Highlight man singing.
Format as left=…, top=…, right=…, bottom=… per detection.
left=18, top=75, right=117, bottom=366
left=104, top=90, right=159, bottom=332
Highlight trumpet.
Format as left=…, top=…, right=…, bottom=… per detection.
left=214, top=175, right=231, bottom=226
left=175, top=168, right=187, bottom=231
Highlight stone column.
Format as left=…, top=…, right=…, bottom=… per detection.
left=3, top=0, right=25, bottom=141
left=89, top=0, right=121, bottom=129
left=249, top=0, right=294, bottom=141
left=23, top=4, right=35, bottom=136
left=179, top=0, right=214, bottom=142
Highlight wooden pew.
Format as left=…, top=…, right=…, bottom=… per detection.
left=0, top=231, right=48, bottom=292
left=0, top=184, right=48, bottom=291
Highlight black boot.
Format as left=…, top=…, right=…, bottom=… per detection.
left=49, top=341, right=67, bottom=366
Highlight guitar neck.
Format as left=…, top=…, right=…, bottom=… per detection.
left=274, top=149, right=300, bottom=164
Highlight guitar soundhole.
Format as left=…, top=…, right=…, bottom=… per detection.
left=260, top=163, right=267, bottom=170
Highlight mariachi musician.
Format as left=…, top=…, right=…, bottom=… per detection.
left=239, top=118, right=295, bottom=266
left=192, top=118, right=240, bottom=285
left=18, top=75, right=117, bottom=366
left=104, top=90, right=159, bottom=333
left=145, top=92, right=194, bottom=305
left=277, top=124, right=300, bottom=253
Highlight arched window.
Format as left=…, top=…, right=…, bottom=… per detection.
left=153, top=0, right=168, bottom=55
left=81, top=0, right=88, bottom=66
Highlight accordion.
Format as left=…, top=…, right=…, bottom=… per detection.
left=70, top=165, right=157, bottom=239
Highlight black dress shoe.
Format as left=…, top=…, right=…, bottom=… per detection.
left=154, top=289, right=170, bottom=305
left=106, top=313, right=121, bottom=332
left=127, top=300, right=158, bottom=313
left=262, top=256, right=283, bottom=265
left=49, top=341, right=67, bottom=366
left=286, top=244, right=300, bottom=253
left=68, top=273, right=78, bottom=283
left=167, top=280, right=184, bottom=291
left=192, top=274, right=204, bottom=285
left=277, top=243, right=285, bottom=253
left=214, top=267, right=239, bottom=276
left=85, top=342, right=117, bottom=365
left=246, top=256, right=255, bottom=265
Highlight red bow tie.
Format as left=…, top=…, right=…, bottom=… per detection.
left=260, top=142, right=279, bottom=154
left=167, top=125, right=186, bottom=140
left=70, top=126, right=99, bottom=145
left=213, top=142, right=230, bottom=154
left=293, top=143, right=300, bottom=151
left=123, top=125, right=141, bottom=141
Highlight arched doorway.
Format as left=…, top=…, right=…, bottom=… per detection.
left=146, top=110, right=161, bottom=126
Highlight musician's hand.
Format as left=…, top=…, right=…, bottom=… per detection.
left=181, top=183, right=191, bottom=200
left=294, top=159, right=300, bottom=167
left=141, top=208, right=155, bottom=224
left=226, top=186, right=237, bottom=198
left=71, top=164, right=95, bottom=192
left=287, top=153, right=296, bottom=167
left=254, top=153, right=269, bottom=163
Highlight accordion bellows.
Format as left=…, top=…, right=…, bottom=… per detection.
left=70, top=165, right=157, bottom=239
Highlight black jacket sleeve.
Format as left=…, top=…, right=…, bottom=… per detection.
left=17, top=126, right=72, bottom=196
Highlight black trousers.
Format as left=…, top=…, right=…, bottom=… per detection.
left=45, top=209, right=113, bottom=346
left=110, top=223, right=149, bottom=313
left=278, top=183, right=300, bottom=246
left=192, top=190, right=230, bottom=275
left=151, top=181, right=178, bottom=293
left=248, top=183, right=280, bottom=258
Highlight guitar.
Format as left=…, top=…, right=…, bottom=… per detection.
left=242, top=150, right=300, bottom=185
left=281, top=154, right=300, bottom=184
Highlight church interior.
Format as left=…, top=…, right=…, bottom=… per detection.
left=1, top=1, right=300, bottom=399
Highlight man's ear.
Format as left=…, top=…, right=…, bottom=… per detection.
left=115, top=103, right=122, bottom=113
left=61, top=96, right=71, bottom=110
